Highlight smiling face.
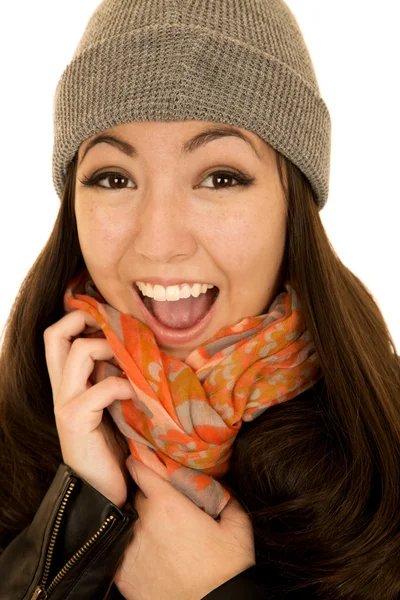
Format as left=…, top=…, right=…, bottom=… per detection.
left=75, top=120, right=288, bottom=361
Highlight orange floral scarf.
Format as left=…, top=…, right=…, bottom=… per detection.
left=63, top=268, right=322, bottom=518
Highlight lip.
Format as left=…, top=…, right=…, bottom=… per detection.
left=131, top=283, right=220, bottom=346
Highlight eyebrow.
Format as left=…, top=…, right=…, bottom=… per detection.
left=78, top=124, right=261, bottom=166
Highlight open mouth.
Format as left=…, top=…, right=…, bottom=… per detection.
left=132, top=283, right=220, bottom=345
left=134, top=283, right=220, bottom=327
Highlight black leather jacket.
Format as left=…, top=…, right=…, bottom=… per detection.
left=0, top=463, right=265, bottom=599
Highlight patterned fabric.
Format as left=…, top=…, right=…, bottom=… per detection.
left=63, top=268, right=322, bottom=518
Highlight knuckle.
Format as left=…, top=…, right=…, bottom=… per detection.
left=55, top=403, right=73, bottom=425
left=109, top=376, right=129, bottom=391
left=71, top=337, right=87, bottom=351
left=43, top=325, right=54, bottom=340
left=56, top=396, right=82, bottom=425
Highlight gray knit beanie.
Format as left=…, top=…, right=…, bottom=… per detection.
left=52, top=0, right=331, bottom=209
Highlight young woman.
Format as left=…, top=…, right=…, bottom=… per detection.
left=0, top=1, right=399, bottom=599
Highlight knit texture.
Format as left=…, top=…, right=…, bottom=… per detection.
left=52, top=0, right=331, bottom=209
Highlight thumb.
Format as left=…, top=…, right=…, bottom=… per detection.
left=219, top=497, right=255, bottom=556
left=126, top=455, right=170, bottom=498
left=219, top=495, right=252, bottom=527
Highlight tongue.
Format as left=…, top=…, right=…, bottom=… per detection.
left=149, top=288, right=216, bottom=329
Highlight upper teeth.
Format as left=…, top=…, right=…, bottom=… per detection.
left=136, top=281, right=215, bottom=301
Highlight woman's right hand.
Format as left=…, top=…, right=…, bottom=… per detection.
left=43, top=309, right=135, bottom=509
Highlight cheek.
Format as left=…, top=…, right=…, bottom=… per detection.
left=204, top=207, right=284, bottom=273
left=75, top=203, right=132, bottom=264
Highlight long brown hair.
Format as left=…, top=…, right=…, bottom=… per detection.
left=1, top=146, right=399, bottom=599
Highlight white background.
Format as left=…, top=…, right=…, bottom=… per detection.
left=0, top=1, right=399, bottom=350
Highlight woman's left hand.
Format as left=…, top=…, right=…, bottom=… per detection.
left=114, top=456, right=256, bottom=600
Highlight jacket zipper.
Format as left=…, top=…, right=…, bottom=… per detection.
left=30, top=479, right=116, bottom=599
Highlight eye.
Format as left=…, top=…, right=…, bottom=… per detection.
left=201, top=170, right=255, bottom=191
left=78, top=169, right=255, bottom=192
left=79, top=171, right=135, bottom=190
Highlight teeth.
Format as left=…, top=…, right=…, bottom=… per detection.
left=136, top=281, right=215, bottom=301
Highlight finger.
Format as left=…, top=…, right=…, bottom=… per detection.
left=131, top=486, right=147, bottom=513
left=56, top=377, right=134, bottom=435
left=43, top=310, right=100, bottom=398
left=58, top=338, right=118, bottom=408
left=219, top=497, right=254, bottom=531
left=126, top=456, right=172, bottom=499
left=222, top=495, right=249, bottom=515
left=44, top=310, right=115, bottom=408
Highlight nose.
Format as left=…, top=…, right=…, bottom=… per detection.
left=132, top=187, right=197, bottom=264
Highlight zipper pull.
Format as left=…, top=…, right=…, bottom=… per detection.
left=30, top=585, right=48, bottom=599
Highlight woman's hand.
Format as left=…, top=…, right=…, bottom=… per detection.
left=43, top=310, right=135, bottom=508
left=114, top=456, right=256, bottom=600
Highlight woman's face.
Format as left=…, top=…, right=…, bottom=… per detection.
left=75, top=120, right=287, bottom=361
